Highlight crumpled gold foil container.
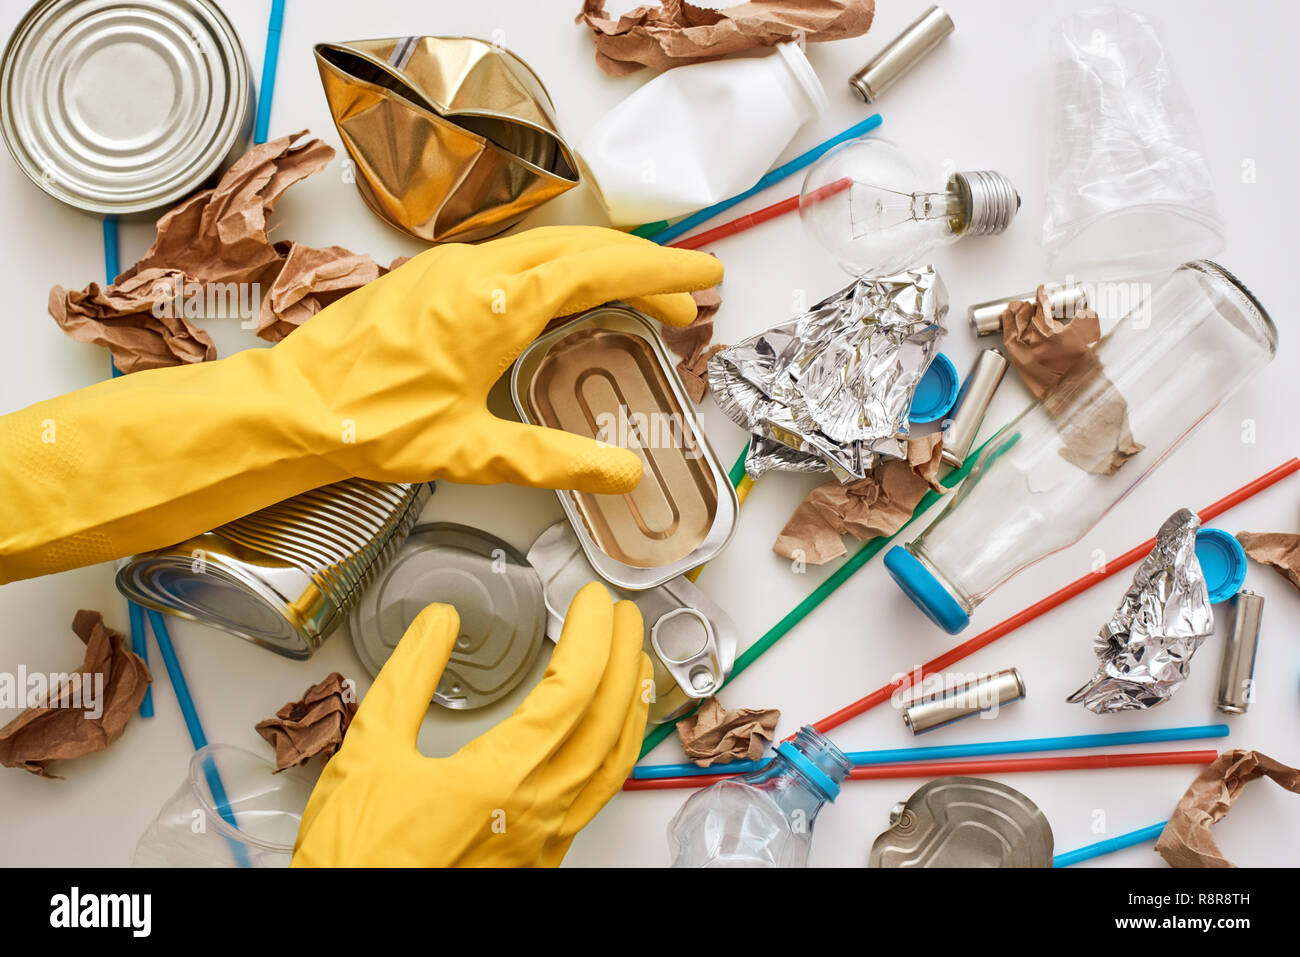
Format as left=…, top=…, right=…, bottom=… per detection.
left=314, top=35, right=579, bottom=243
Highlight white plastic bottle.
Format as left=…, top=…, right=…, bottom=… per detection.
left=579, top=43, right=827, bottom=225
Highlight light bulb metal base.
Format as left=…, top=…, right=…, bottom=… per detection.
left=950, top=170, right=1020, bottom=236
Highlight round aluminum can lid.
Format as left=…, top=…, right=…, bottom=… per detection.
left=349, top=523, right=547, bottom=711
left=0, top=0, right=251, bottom=215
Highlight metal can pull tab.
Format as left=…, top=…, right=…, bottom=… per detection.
left=650, top=608, right=724, bottom=699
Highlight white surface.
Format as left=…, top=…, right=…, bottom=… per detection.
left=0, top=0, right=1297, bottom=868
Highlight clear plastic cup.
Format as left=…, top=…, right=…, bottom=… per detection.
left=133, top=744, right=317, bottom=867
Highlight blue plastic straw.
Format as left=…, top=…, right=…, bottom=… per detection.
left=253, top=0, right=286, bottom=144
left=630, top=724, right=1230, bottom=780
left=1053, top=822, right=1168, bottom=868
left=644, top=113, right=882, bottom=245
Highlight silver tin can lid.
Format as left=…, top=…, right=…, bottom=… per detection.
left=349, top=523, right=547, bottom=711
left=1, top=0, right=252, bottom=216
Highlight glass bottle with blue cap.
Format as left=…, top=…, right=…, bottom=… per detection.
left=885, top=261, right=1277, bottom=634
left=667, top=727, right=851, bottom=867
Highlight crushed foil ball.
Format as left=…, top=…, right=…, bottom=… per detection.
left=1068, top=509, right=1214, bottom=713
left=709, top=266, right=947, bottom=481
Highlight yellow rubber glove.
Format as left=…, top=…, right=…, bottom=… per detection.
left=0, top=226, right=722, bottom=583
left=291, top=582, right=651, bottom=867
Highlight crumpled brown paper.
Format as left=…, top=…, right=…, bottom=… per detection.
left=1155, top=750, right=1300, bottom=867
left=577, top=0, right=875, bottom=76
left=774, top=433, right=944, bottom=565
left=49, top=131, right=397, bottom=372
left=661, top=284, right=725, bottom=401
left=1002, top=288, right=1143, bottom=476
left=1237, top=531, right=1300, bottom=592
left=677, top=696, right=780, bottom=767
left=0, top=611, right=151, bottom=778
left=255, top=672, right=358, bottom=772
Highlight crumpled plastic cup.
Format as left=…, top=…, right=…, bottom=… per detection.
left=133, top=744, right=316, bottom=868
left=1041, top=6, right=1225, bottom=275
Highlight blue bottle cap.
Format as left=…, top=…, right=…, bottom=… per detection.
left=884, top=545, right=970, bottom=634
left=909, top=352, right=960, bottom=424
left=1194, top=528, right=1247, bottom=604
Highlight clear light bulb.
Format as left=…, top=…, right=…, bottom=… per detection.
left=799, top=137, right=1020, bottom=276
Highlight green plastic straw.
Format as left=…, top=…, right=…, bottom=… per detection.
left=639, top=435, right=990, bottom=757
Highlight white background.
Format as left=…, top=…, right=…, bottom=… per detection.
left=0, top=0, right=1297, bottom=868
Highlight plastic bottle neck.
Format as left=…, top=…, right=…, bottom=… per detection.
left=741, top=727, right=852, bottom=823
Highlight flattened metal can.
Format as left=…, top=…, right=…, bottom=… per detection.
left=1, top=0, right=252, bottom=217
left=511, top=306, right=739, bottom=590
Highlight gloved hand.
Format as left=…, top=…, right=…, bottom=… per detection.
left=291, top=582, right=651, bottom=867
left=0, top=226, right=722, bottom=583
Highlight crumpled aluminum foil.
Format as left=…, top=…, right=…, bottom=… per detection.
left=708, top=266, right=948, bottom=481
left=1068, top=508, right=1215, bottom=713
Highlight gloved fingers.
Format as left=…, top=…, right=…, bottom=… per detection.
left=504, top=230, right=723, bottom=332
left=464, top=418, right=644, bottom=494
left=349, top=602, right=460, bottom=748
left=623, top=290, right=709, bottom=328
left=464, top=581, right=616, bottom=771
left=539, top=649, right=654, bottom=867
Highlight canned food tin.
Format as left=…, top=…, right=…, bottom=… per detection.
left=1, top=0, right=252, bottom=217
left=511, top=306, right=739, bottom=590
left=116, top=480, right=431, bottom=659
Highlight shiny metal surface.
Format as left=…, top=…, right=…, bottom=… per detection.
left=1, top=0, right=252, bottom=216
left=1216, top=590, right=1263, bottom=714
left=902, top=667, right=1025, bottom=734
left=968, top=281, right=1089, bottom=336
left=314, top=35, right=578, bottom=243
left=710, top=266, right=948, bottom=481
left=116, top=480, right=430, bottom=659
left=526, top=521, right=737, bottom=723
left=950, top=170, right=1020, bottom=236
left=869, top=777, right=1053, bottom=867
left=849, top=5, right=954, bottom=103
left=1069, top=508, right=1215, bottom=712
left=512, top=306, right=737, bottom=591
left=940, top=348, right=1008, bottom=468
left=349, top=523, right=546, bottom=711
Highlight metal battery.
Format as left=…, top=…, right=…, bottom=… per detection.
left=511, top=306, right=738, bottom=591
left=902, top=667, right=1025, bottom=734
left=1216, top=590, right=1264, bottom=714
left=349, top=523, right=547, bottom=711
left=117, top=480, right=431, bottom=659
left=968, top=281, right=1090, bottom=336
left=939, top=348, right=1008, bottom=468
left=848, top=5, right=954, bottom=103
left=526, top=521, right=738, bottom=724
left=1, top=0, right=253, bottom=217
left=869, top=777, right=1053, bottom=867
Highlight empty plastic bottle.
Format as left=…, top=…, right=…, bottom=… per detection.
left=667, top=726, right=850, bottom=867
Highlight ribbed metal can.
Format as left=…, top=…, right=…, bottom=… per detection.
left=1, top=0, right=252, bottom=217
left=116, top=480, right=432, bottom=659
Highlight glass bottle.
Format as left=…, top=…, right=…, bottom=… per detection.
left=884, top=261, right=1277, bottom=634
left=667, top=726, right=851, bottom=867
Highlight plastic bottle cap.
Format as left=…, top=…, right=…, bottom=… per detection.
left=909, top=352, right=960, bottom=423
left=1194, top=528, right=1248, bottom=604
left=884, top=545, right=970, bottom=634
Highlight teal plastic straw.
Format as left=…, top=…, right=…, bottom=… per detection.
left=1054, top=822, right=1169, bottom=868
left=644, top=113, right=883, bottom=245
left=638, top=433, right=990, bottom=758
left=253, top=0, right=286, bottom=144
left=633, top=724, right=1230, bottom=779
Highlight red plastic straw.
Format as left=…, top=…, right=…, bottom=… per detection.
left=811, top=457, right=1300, bottom=737
left=668, top=177, right=852, bottom=251
left=623, top=749, right=1216, bottom=792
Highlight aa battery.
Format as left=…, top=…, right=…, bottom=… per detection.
left=969, top=282, right=1090, bottom=336
left=849, top=6, right=955, bottom=103
left=940, top=349, right=1008, bottom=469
left=1216, top=590, right=1264, bottom=714
left=902, top=667, right=1026, bottom=734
